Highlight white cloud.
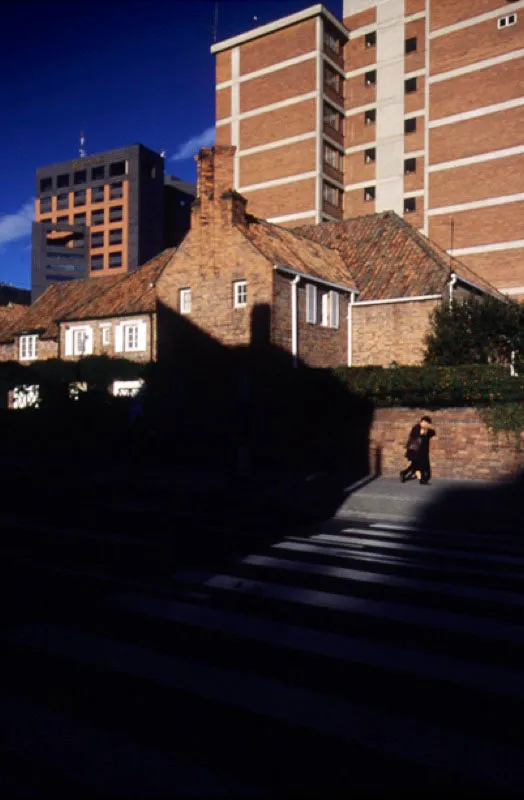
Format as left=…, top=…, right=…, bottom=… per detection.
left=170, top=126, right=215, bottom=162
left=0, top=199, right=34, bottom=246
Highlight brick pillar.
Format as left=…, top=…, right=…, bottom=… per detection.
left=194, top=145, right=246, bottom=229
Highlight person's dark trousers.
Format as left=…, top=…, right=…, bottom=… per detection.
left=400, top=464, right=417, bottom=481
left=420, top=460, right=431, bottom=484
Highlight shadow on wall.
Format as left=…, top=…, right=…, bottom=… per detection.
left=414, top=468, right=523, bottom=535
left=0, top=300, right=374, bottom=565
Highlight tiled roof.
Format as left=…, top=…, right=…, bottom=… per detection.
left=296, top=212, right=504, bottom=301
left=0, top=249, right=174, bottom=343
left=244, top=218, right=359, bottom=292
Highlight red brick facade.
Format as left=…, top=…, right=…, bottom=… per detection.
left=371, top=406, right=523, bottom=480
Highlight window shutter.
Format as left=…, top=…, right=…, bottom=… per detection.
left=84, top=327, right=93, bottom=355
left=114, top=323, right=123, bottom=353
left=321, top=293, right=329, bottom=327
left=330, top=291, right=340, bottom=328
left=306, top=284, right=317, bottom=324
left=65, top=328, right=73, bottom=356
left=137, top=321, right=147, bottom=352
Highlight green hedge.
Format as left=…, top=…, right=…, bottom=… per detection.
left=333, top=365, right=524, bottom=407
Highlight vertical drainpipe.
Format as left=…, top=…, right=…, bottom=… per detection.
left=448, top=272, right=457, bottom=310
left=347, top=291, right=355, bottom=367
left=291, top=276, right=300, bottom=368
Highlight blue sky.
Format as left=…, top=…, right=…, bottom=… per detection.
left=0, top=0, right=341, bottom=289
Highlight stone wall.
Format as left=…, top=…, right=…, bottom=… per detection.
left=371, top=406, right=523, bottom=481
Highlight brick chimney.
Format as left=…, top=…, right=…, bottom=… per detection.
left=193, top=145, right=247, bottom=229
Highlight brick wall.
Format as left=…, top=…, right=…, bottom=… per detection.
left=429, top=58, right=523, bottom=120
left=0, top=337, right=58, bottom=363
left=370, top=406, right=523, bottom=480
left=428, top=202, right=524, bottom=252
left=430, top=13, right=524, bottom=74
left=239, top=138, right=316, bottom=187
left=239, top=98, right=316, bottom=149
left=352, top=299, right=440, bottom=366
left=59, top=315, right=155, bottom=363
left=430, top=0, right=502, bottom=31
left=241, top=178, right=316, bottom=219
left=460, top=249, right=524, bottom=292
left=240, top=59, right=316, bottom=113
left=239, top=18, right=316, bottom=75
left=429, top=106, right=524, bottom=165
left=429, top=154, right=524, bottom=208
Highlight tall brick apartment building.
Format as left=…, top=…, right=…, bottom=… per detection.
left=212, top=1, right=524, bottom=299
left=33, top=145, right=194, bottom=301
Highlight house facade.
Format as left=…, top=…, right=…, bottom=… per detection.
left=0, top=146, right=504, bottom=405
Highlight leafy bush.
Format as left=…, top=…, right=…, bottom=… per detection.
left=333, top=364, right=524, bottom=407
left=425, top=295, right=523, bottom=368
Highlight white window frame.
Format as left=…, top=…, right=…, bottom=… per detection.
left=306, top=284, right=317, bottom=324
left=330, top=290, right=340, bottom=329
left=73, top=327, right=91, bottom=356
left=124, top=322, right=140, bottom=352
left=180, top=288, right=191, bottom=314
left=498, top=13, right=517, bottom=28
left=101, top=324, right=111, bottom=346
left=19, top=334, right=37, bottom=361
left=234, top=280, right=247, bottom=308
left=320, top=290, right=340, bottom=329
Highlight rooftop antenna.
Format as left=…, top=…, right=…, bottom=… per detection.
left=212, top=1, right=219, bottom=43
left=450, top=218, right=455, bottom=267
left=79, top=131, right=86, bottom=159
left=160, top=148, right=166, bottom=159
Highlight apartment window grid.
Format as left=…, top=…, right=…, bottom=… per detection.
left=324, top=104, right=341, bottom=132
left=91, top=254, right=104, bottom=271
left=404, top=158, right=416, bottom=174
left=40, top=197, right=52, bottom=213
left=404, top=197, right=417, bottom=213
left=365, top=70, right=376, bottom=86
left=324, top=30, right=339, bottom=54
left=364, top=186, right=376, bottom=202
left=364, top=148, right=376, bottom=164
left=57, top=193, right=69, bottom=210
left=91, top=209, right=104, bottom=226
left=365, top=31, right=376, bottom=48
left=180, top=288, right=191, bottom=314
left=405, top=117, right=417, bottom=134
left=405, top=37, right=417, bottom=54
left=323, top=182, right=341, bottom=208
left=74, top=190, right=86, bottom=206
left=110, top=181, right=123, bottom=200
left=19, top=335, right=37, bottom=361
left=109, top=206, right=123, bottom=223
left=57, top=173, right=69, bottom=189
left=324, top=143, right=340, bottom=171
left=233, top=280, right=247, bottom=308
left=74, top=169, right=87, bottom=185
left=324, top=65, right=341, bottom=93
left=365, top=109, right=376, bottom=125
left=109, top=229, right=123, bottom=245
left=405, top=77, right=417, bottom=94
left=91, top=231, right=104, bottom=248
left=91, top=186, right=105, bottom=203
left=109, top=252, right=122, bottom=268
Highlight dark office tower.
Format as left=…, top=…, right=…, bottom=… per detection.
left=32, top=144, right=166, bottom=300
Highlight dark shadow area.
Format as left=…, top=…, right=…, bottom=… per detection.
left=415, top=468, right=523, bottom=536
left=0, top=300, right=374, bottom=580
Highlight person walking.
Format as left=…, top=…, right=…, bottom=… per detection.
left=400, top=415, right=435, bottom=484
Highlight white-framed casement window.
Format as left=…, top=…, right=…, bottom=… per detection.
left=64, top=326, right=93, bottom=357
left=125, top=323, right=140, bottom=351
left=180, top=288, right=191, bottom=314
left=321, top=291, right=340, bottom=328
left=306, top=284, right=317, bottom=324
left=233, top=280, right=247, bottom=308
left=114, top=319, right=147, bottom=353
left=19, top=334, right=38, bottom=361
left=324, top=144, right=340, bottom=171
left=100, top=324, right=111, bottom=346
